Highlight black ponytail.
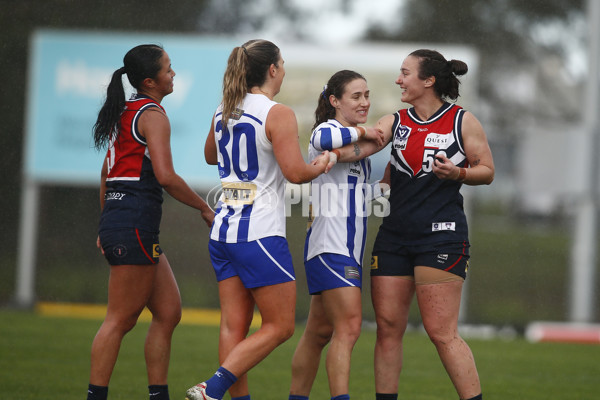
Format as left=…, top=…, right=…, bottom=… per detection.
left=92, top=44, right=164, bottom=151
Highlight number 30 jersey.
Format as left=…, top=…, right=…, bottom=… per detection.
left=210, top=93, right=286, bottom=243
left=383, top=102, right=469, bottom=245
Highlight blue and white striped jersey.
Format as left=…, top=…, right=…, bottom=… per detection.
left=304, top=119, right=376, bottom=266
left=210, top=93, right=286, bottom=243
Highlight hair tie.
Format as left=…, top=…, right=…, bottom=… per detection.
left=118, top=66, right=126, bottom=74
left=321, top=84, right=328, bottom=101
left=241, top=46, right=248, bottom=56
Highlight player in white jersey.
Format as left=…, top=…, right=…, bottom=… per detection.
left=288, top=70, right=385, bottom=400
left=186, top=40, right=331, bottom=400
left=209, top=93, right=287, bottom=243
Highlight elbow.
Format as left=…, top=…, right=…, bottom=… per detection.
left=482, top=169, right=495, bottom=185
left=284, top=168, right=315, bottom=184
left=205, top=151, right=218, bottom=165
left=487, top=167, right=495, bottom=184
left=285, top=173, right=306, bottom=185
left=204, top=147, right=218, bottom=165
left=155, top=171, right=177, bottom=188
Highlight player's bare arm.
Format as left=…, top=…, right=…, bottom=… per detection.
left=269, top=104, right=328, bottom=183
left=432, top=111, right=494, bottom=185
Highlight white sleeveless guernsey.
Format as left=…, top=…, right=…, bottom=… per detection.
left=210, top=93, right=286, bottom=243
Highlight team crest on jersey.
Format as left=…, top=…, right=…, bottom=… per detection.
left=393, top=125, right=411, bottom=150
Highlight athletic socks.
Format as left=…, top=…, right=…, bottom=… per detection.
left=87, top=384, right=108, bottom=400
left=289, top=395, right=348, bottom=400
left=204, top=366, right=238, bottom=399
left=375, top=394, right=398, bottom=400
left=148, top=384, right=169, bottom=400
left=331, top=395, right=350, bottom=400
left=87, top=383, right=172, bottom=400
left=464, top=395, right=482, bottom=400
left=231, top=396, right=251, bottom=400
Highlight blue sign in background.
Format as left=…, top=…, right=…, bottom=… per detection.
left=25, top=30, right=236, bottom=188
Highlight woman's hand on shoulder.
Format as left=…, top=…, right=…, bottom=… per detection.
left=363, top=126, right=385, bottom=147
left=375, top=114, right=395, bottom=144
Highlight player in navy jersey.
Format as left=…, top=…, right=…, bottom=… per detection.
left=328, top=50, right=494, bottom=400
left=288, top=70, right=384, bottom=400
left=87, top=44, right=214, bottom=400
left=185, top=40, right=331, bottom=400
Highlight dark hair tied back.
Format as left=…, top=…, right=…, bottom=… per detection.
left=92, top=44, right=164, bottom=150
left=313, top=70, right=366, bottom=130
left=410, top=49, right=468, bottom=101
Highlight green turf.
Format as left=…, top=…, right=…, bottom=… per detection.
left=1, top=309, right=599, bottom=399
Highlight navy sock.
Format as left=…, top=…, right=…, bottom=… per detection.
left=375, top=394, right=397, bottom=400
left=149, top=384, right=169, bottom=400
left=231, top=396, right=251, bottom=400
left=332, top=395, right=350, bottom=400
left=87, top=384, right=108, bottom=400
left=464, top=395, right=482, bottom=400
left=205, top=366, right=237, bottom=399
left=289, top=396, right=309, bottom=400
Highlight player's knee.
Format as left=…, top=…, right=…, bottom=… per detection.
left=108, top=314, right=139, bottom=334
left=151, top=306, right=182, bottom=329
left=376, top=315, right=405, bottom=335
left=425, top=326, right=456, bottom=347
left=312, top=326, right=333, bottom=346
left=274, top=322, right=295, bottom=344
left=282, top=323, right=295, bottom=342
left=167, top=307, right=182, bottom=327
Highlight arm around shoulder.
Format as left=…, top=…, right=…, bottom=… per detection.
left=334, top=114, right=393, bottom=163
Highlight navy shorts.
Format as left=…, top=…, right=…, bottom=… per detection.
left=304, top=253, right=362, bottom=294
left=371, top=241, right=470, bottom=279
left=99, top=228, right=162, bottom=266
left=209, top=236, right=295, bottom=288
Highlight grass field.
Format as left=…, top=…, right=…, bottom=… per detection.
left=1, top=308, right=599, bottom=400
